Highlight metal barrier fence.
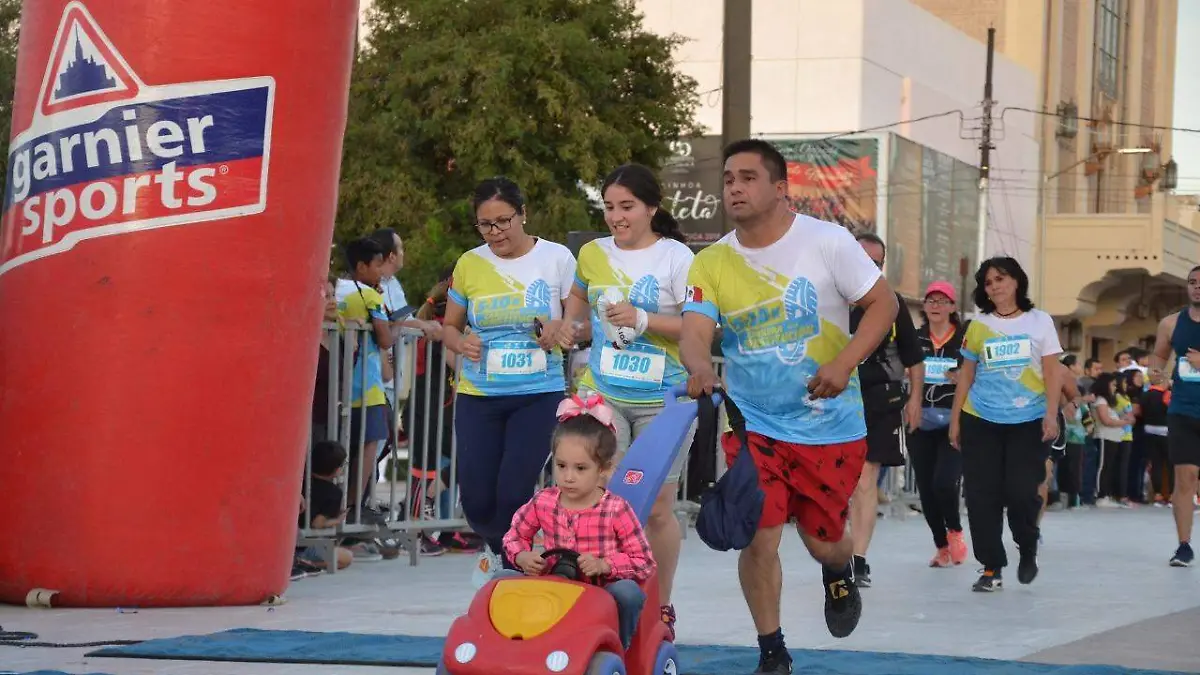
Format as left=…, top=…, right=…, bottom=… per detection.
left=298, top=323, right=471, bottom=571
left=296, top=324, right=929, bottom=571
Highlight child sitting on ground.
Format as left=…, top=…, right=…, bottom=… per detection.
left=501, top=393, right=656, bottom=649
left=296, top=440, right=355, bottom=572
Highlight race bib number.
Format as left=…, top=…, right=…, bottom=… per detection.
left=923, top=357, right=957, bottom=385
left=484, top=341, right=547, bottom=377
left=1178, top=357, right=1200, bottom=382
left=599, top=343, right=666, bottom=390
left=982, top=337, right=1032, bottom=370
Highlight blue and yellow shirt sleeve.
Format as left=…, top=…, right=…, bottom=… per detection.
left=682, top=252, right=719, bottom=323
left=960, top=321, right=981, bottom=362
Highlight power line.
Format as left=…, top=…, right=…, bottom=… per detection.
left=1002, top=106, right=1200, bottom=135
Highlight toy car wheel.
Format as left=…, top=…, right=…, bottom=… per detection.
left=586, top=650, right=626, bottom=675
left=653, top=641, right=679, bottom=675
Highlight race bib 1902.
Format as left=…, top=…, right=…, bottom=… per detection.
left=982, top=336, right=1033, bottom=370
left=599, top=343, right=666, bottom=390
left=484, top=341, right=547, bottom=377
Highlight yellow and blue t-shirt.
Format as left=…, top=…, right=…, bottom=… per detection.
left=959, top=309, right=1062, bottom=425
left=448, top=239, right=576, bottom=397
left=1117, top=394, right=1133, bottom=441
left=339, top=283, right=389, bottom=408
left=575, top=237, right=693, bottom=405
left=682, top=215, right=882, bottom=445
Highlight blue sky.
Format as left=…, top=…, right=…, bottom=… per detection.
left=1174, top=1, right=1200, bottom=194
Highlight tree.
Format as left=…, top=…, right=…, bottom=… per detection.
left=0, top=0, right=21, bottom=196
left=336, top=0, right=701, bottom=296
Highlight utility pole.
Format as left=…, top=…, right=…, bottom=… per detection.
left=975, top=26, right=996, bottom=271
left=721, top=0, right=752, bottom=235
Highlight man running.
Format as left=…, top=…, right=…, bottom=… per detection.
left=681, top=139, right=898, bottom=674
left=1149, top=265, right=1200, bottom=567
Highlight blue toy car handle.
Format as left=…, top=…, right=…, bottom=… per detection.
left=664, top=382, right=724, bottom=408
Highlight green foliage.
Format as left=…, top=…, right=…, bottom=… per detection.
left=0, top=0, right=22, bottom=195
left=335, top=0, right=701, bottom=296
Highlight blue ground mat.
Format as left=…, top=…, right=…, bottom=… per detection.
left=85, top=627, right=1194, bottom=674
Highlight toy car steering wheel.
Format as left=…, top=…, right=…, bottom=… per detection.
left=539, top=548, right=596, bottom=584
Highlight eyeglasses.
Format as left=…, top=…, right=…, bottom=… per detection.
left=475, top=213, right=519, bottom=234
left=924, top=298, right=954, bottom=307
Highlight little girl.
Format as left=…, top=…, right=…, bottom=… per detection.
left=501, top=393, right=656, bottom=649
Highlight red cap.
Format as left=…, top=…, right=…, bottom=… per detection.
left=924, top=281, right=957, bottom=303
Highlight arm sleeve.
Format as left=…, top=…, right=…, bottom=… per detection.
left=502, top=494, right=542, bottom=564
left=670, top=246, right=696, bottom=306
left=960, top=321, right=980, bottom=362
left=681, top=252, right=719, bottom=322
left=603, top=501, right=656, bottom=583
left=447, top=256, right=468, bottom=307
left=894, top=294, right=923, bottom=367
left=1039, top=312, right=1063, bottom=356
left=558, top=247, right=578, bottom=301
left=827, top=227, right=882, bottom=303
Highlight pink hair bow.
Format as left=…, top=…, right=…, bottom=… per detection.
left=556, top=393, right=616, bottom=431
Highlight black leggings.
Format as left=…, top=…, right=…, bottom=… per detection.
left=1097, top=439, right=1131, bottom=500
left=960, top=414, right=1048, bottom=570
left=907, top=424, right=962, bottom=548
left=1058, top=443, right=1084, bottom=504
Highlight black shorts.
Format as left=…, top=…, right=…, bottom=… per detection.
left=865, top=408, right=906, bottom=467
left=1167, top=414, right=1200, bottom=467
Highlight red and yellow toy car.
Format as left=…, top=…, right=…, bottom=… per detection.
left=438, top=385, right=716, bottom=675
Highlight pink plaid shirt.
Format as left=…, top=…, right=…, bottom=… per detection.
left=503, top=488, right=655, bottom=583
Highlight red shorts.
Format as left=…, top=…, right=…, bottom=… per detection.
left=721, top=431, right=867, bottom=541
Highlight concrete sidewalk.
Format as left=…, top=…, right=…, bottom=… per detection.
left=4, top=506, right=1199, bottom=674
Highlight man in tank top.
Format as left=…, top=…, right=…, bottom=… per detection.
left=1149, top=265, right=1200, bottom=567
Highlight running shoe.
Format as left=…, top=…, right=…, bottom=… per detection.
left=1017, top=545, right=1038, bottom=584
left=754, top=649, right=794, bottom=674
left=471, top=548, right=502, bottom=589
left=823, top=564, right=862, bottom=638
left=972, top=568, right=1002, bottom=592
left=947, top=530, right=968, bottom=565
left=852, top=555, right=871, bottom=588
left=1170, top=542, right=1194, bottom=567
left=929, top=547, right=953, bottom=568
left=438, top=531, right=484, bottom=553
left=660, top=604, right=677, bottom=642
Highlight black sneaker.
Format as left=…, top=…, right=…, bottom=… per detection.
left=1017, top=546, right=1038, bottom=584
left=754, top=648, right=793, bottom=674
left=972, top=569, right=1002, bottom=592
left=823, top=567, right=863, bottom=638
left=1169, top=542, right=1194, bottom=567
left=852, top=555, right=871, bottom=588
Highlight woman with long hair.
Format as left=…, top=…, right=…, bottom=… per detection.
left=909, top=281, right=969, bottom=568
left=559, top=163, right=694, bottom=639
left=441, top=177, right=577, bottom=586
left=1091, top=372, right=1131, bottom=507
left=949, top=257, right=1062, bottom=592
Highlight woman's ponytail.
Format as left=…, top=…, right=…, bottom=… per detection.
left=651, top=208, right=687, bottom=243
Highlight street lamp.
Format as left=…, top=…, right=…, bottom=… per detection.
left=1037, top=146, right=1153, bottom=305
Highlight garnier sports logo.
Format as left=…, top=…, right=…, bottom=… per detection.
left=0, top=1, right=275, bottom=275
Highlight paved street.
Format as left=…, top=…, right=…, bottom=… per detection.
left=4, top=506, right=1199, bottom=674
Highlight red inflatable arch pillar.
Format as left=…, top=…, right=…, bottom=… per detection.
left=0, top=0, right=358, bottom=606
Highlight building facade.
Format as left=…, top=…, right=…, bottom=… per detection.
left=915, top=0, right=1187, bottom=363
left=636, top=0, right=1041, bottom=304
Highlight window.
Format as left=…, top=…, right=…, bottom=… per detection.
left=1096, top=0, right=1122, bottom=98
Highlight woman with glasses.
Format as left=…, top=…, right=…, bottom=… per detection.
left=909, top=281, right=969, bottom=569
left=441, top=177, right=577, bottom=587
left=949, top=257, right=1062, bottom=593
left=560, top=163, right=694, bottom=639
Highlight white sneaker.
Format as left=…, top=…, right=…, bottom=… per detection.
left=1095, top=497, right=1119, bottom=508
left=471, top=549, right=501, bottom=589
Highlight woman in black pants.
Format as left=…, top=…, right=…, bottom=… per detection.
left=908, top=281, right=968, bottom=568
left=949, top=257, right=1062, bottom=593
